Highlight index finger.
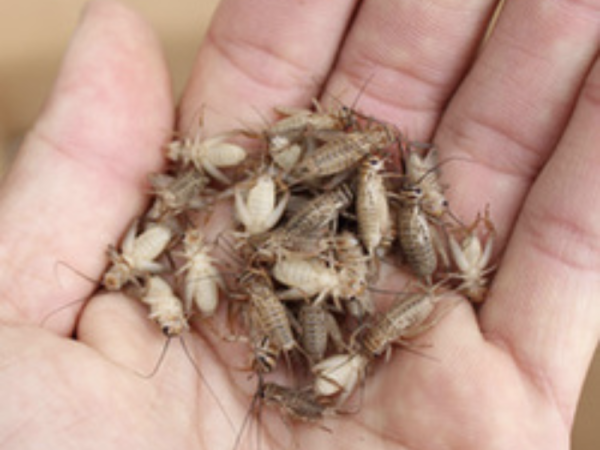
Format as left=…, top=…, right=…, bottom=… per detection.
left=179, top=0, right=359, bottom=133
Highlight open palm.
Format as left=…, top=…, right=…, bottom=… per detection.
left=1, top=1, right=599, bottom=449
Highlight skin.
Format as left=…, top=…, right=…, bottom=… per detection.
left=0, top=0, right=599, bottom=448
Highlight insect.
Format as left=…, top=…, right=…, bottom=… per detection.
left=234, top=171, right=290, bottom=236
left=290, top=126, right=396, bottom=182
left=103, top=220, right=173, bottom=291
left=232, top=379, right=328, bottom=450
left=333, top=231, right=372, bottom=302
left=359, top=289, right=443, bottom=360
left=265, top=101, right=356, bottom=173
left=147, top=168, right=210, bottom=221
left=253, top=185, right=354, bottom=261
left=280, top=184, right=354, bottom=238
left=241, top=271, right=297, bottom=355
left=344, top=291, right=375, bottom=320
left=403, top=142, right=449, bottom=219
left=250, top=333, right=281, bottom=374
left=312, top=352, right=369, bottom=406
left=167, top=130, right=247, bottom=184
left=448, top=209, right=496, bottom=304
left=267, top=100, right=351, bottom=141
left=395, top=185, right=448, bottom=283
left=272, top=232, right=372, bottom=311
left=298, top=303, right=345, bottom=364
left=272, top=251, right=342, bottom=306
left=175, top=228, right=223, bottom=317
left=268, top=135, right=305, bottom=172
left=134, top=275, right=188, bottom=337
left=356, top=155, right=394, bottom=259
left=260, top=382, right=326, bottom=422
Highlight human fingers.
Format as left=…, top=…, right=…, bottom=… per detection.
left=0, top=0, right=173, bottom=333
left=434, top=0, right=600, bottom=243
left=427, top=0, right=598, bottom=422
left=179, top=0, right=359, bottom=133
left=323, top=0, right=500, bottom=138
left=480, top=54, right=600, bottom=426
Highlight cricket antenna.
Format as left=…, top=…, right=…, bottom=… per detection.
left=179, top=336, right=237, bottom=433
left=406, top=147, right=478, bottom=187
left=396, top=341, right=441, bottom=363
left=322, top=72, right=378, bottom=129
left=39, top=293, right=92, bottom=328
left=349, top=71, right=376, bottom=116
left=42, top=260, right=101, bottom=327
left=54, top=260, right=99, bottom=286
left=231, top=375, right=264, bottom=450
left=136, top=335, right=173, bottom=379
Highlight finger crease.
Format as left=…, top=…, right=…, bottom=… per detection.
left=519, top=202, right=600, bottom=274
left=338, top=50, right=446, bottom=115
left=28, top=128, right=142, bottom=192
left=443, top=111, right=550, bottom=181
left=206, top=29, right=319, bottom=95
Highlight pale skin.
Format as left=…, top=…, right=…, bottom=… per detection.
left=0, top=0, right=599, bottom=449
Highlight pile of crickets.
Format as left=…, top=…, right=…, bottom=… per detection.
left=101, top=100, right=495, bottom=426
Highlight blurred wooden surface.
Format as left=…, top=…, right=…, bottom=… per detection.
left=574, top=347, right=600, bottom=450
left=0, top=1, right=597, bottom=448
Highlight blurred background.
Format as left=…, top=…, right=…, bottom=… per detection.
left=0, top=0, right=218, bottom=175
left=0, top=1, right=597, bottom=448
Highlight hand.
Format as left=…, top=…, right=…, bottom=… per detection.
left=0, top=0, right=598, bottom=449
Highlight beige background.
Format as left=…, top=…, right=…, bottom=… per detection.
left=0, top=1, right=597, bottom=448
